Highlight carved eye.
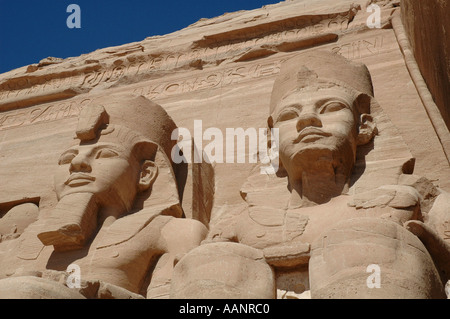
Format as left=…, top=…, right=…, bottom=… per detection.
left=276, top=109, right=298, bottom=122
left=95, top=148, right=119, bottom=159
left=320, top=102, right=347, bottom=114
left=58, top=151, right=77, bottom=165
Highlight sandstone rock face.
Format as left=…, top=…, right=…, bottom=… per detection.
left=400, top=0, right=450, bottom=130
left=0, top=0, right=449, bottom=299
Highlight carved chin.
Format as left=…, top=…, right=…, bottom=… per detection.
left=283, top=138, right=356, bottom=179
left=289, top=147, right=334, bottom=173
left=286, top=142, right=335, bottom=164
left=55, top=181, right=101, bottom=200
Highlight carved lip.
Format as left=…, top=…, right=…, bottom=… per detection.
left=65, top=173, right=96, bottom=186
left=294, top=128, right=331, bottom=143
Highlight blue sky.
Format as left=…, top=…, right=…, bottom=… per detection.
left=0, top=0, right=282, bottom=74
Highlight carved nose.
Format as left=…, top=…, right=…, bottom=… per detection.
left=69, top=153, right=92, bottom=173
left=296, top=113, right=322, bottom=132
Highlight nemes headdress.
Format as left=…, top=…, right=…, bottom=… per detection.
left=76, top=94, right=178, bottom=163
left=270, top=51, right=376, bottom=115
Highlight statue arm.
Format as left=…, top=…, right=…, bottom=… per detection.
left=146, top=217, right=208, bottom=299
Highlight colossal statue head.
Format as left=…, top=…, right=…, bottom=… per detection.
left=38, top=94, right=179, bottom=250
left=268, top=51, right=378, bottom=205
left=54, top=94, right=177, bottom=208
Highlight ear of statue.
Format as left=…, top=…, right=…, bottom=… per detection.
left=138, top=160, right=158, bottom=192
left=357, top=113, right=377, bottom=146
left=354, top=93, right=371, bottom=115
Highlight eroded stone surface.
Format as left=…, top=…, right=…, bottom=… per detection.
left=0, top=0, right=449, bottom=299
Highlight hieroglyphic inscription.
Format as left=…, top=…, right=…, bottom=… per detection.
left=0, top=67, right=97, bottom=100
left=75, top=16, right=348, bottom=92
left=131, top=35, right=388, bottom=100
left=0, top=34, right=389, bottom=131
left=0, top=76, right=86, bottom=105
left=332, top=36, right=385, bottom=59
left=132, top=61, right=283, bottom=100
left=0, top=13, right=352, bottom=100
left=0, top=99, right=91, bottom=131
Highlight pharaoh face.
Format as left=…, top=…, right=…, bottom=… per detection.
left=54, top=135, right=141, bottom=210
left=270, top=86, right=360, bottom=180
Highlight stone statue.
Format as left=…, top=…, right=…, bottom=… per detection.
left=171, top=51, right=450, bottom=299
left=0, top=94, right=207, bottom=299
